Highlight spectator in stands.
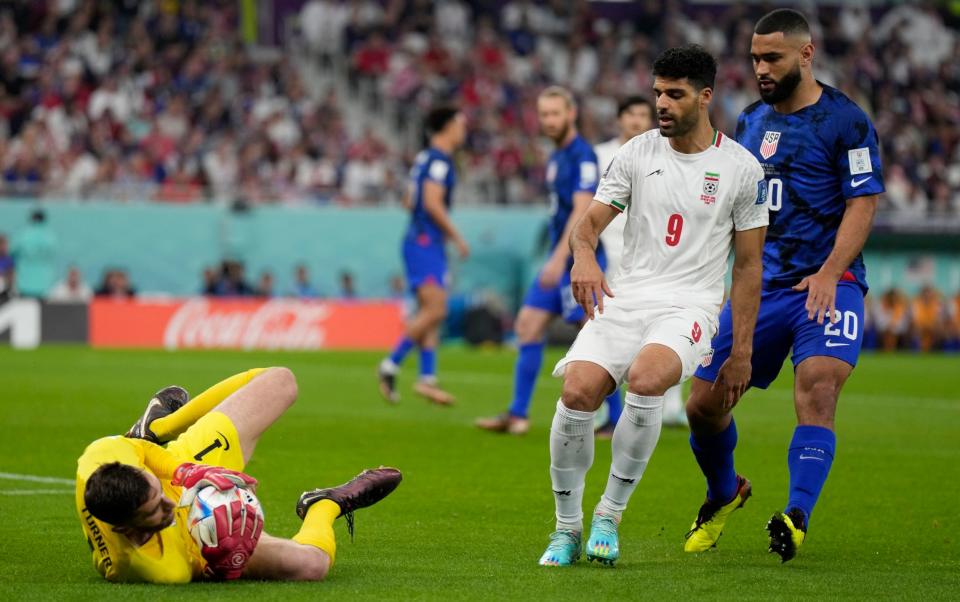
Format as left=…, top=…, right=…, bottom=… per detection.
left=291, top=264, right=321, bottom=298
left=11, top=209, right=58, bottom=299
left=212, top=260, right=254, bottom=297
left=0, top=233, right=13, bottom=301
left=48, top=265, right=93, bottom=302
left=256, top=270, right=275, bottom=298
left=947, top=290, right=960, bottom=351
left=875, top=288, right=911, bottom=351
left=95, top=268, right=136, bottom=299
left=201, top=266, right=219, bottom=296
left=339, top=270, right=357, bottom=299
left=911, top=285, right=947, bottom=351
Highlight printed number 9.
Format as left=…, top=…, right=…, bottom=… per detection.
left=665, top=213, right=683, bottom=246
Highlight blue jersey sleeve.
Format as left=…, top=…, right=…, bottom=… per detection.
left=424, top=156, right=452, bottom=189
left=574, top=148, right=600, bottom=194
left=834, top=106, right=884, bottom=200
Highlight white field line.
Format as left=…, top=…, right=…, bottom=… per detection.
left=0, top=489, right=74, bottom=495
left=0, top=472, right=75, bottom=485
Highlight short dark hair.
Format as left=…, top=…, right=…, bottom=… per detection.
left=755, top=9, right=810, bottom=37
left=84, top=462, right=152, bottom=526
left=652, top=45, right=717, bottom=91
left=425, top=105, right=460, bottom=136
left=618, top=95, right=653, bottom=117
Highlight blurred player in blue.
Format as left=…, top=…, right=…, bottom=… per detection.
left=475, top=86, right=621, bottom=435
left=682, top=9, right=884, bottom=562
left=378, top=106, right=469, bottom=406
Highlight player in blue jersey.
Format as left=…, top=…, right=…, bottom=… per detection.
left=378, top=106, right=470, bottom=406
left=475, top=85, right=622, bottom=435
left=682, top=9, right=884, bottom=562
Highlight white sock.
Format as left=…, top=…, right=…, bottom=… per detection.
left=597, top=392, right=663, bottom=520
left=380, top=358, right=399, bottom=374
left=662, top=384, right=685, bottom=423
left=549, top=399, right=595, bottom=532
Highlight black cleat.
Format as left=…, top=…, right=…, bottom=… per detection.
left=377, top=364, right=400, bottom=404
left=125, top=385, right=189, bottom=443
left=767, top=508, right=807, bottom=563
left=297, top=467, right=402, bottom=539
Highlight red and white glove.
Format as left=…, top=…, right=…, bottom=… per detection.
left=173, top=463, right=258, bottom=507
left=199, top=497, right=264, bottom=580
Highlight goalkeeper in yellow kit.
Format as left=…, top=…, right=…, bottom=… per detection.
left=76, top=367, right=402, bottom=583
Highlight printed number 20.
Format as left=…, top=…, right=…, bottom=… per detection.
left=665, top=213, right=683, bottom=246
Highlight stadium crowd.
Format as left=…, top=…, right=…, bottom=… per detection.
left=0, top=1, right=953, bottom=214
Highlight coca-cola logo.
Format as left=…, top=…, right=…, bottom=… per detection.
left=163, top=299, right=332, bottom=350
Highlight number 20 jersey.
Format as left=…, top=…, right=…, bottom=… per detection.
left=595, top=128, right=768, bottom=313
left=736, top=84, right=885, bottom=293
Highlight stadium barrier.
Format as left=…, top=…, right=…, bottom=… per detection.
left=0, top=298, right=404, bottom=350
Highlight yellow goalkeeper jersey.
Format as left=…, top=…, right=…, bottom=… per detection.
left=75, top=436, right=204, bottom=583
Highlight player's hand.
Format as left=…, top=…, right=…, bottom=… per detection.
left=538, top=255, right=567, bottom=289
left=711, top=353, right=751, bottom=409
left=174, top=463, right=257, bottom=506
left=199, top=497, right=264, bottom=580
left=793, top=270, right=839, bottom=325
left=454, top=237, right=470, bottom=259
left=570, top=256, right=614, bottom=320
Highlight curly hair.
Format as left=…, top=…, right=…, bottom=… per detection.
left=652, top=45, right=718, bottom=91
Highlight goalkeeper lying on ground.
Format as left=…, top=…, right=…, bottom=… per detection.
left=75, top=367, right=402, bottom=583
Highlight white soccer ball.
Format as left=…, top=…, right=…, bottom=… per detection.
left=187, top=486, right=264, bottom=549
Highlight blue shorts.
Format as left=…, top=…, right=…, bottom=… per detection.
left=694, top=282, right=865, bottom=389
left=523, top=252, right=607, bottom=324
left=403, top=239, right=447, bottom=292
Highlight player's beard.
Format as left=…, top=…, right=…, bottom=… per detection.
left=658, top=108, right=698, bottom=138
left=758, top=62, right=802, bottom=104
left=546, top=120, right=571, bottom=145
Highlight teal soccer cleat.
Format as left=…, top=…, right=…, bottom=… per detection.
left=586, top=513, right=620, bottom=566
left=538, top=530, right=582, bottom=567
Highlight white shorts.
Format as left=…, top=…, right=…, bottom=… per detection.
left=553, top=299, right=718, bottom=387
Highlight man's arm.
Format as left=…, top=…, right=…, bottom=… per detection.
left=540, top=191, right=593, bottom=288
left=793, top=195, right=878, bottom=324
left=568, top=200, right=619, bottom=319
left=422, top=180, right=469, bottom=258
left=714, top=225, right=766, bottom=408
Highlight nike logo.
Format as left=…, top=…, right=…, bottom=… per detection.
left=553, top=490, right=572, bottom=497
left=680, top=335, right=695, bottom=346
left=851, top=176, right=871, bottom=188
left=647, top=169, right=664, bottom=177
left=825, top=340, right=850, bottom=348
left=217, top=431, right=231, bottom=451
left=798, top=455, right=825, bottom=461
left=611, top=474, right=636, bottom=484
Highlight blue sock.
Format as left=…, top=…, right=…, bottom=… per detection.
left=507, top=342, right=544, bottom=418
left=419, top=347, right=436, bottom=380
left=388, top=337, right=415, bottom=366
left=689, top=418, right=739, bottom=503
left=786, top=425, right=836, bottom=524
left=604, top=388, right=623, bottom=426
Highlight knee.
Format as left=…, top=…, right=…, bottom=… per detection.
left=561, top=380, right=601, bottom=413
left=797, top=379, right=840, bottom=425
left=514, top=314, right=543, bottom=344
left=685, top=389, right=725, bottom=429
left=295, top=548, right=330, bottom=581
left=267, top=366, right=298, bottom=408
left=627, top=372, right=672, bottom=397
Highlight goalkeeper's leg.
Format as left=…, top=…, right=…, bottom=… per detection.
left=242, top=531, right=333, bottom=581
left=148, top=368, right=268, bottom=441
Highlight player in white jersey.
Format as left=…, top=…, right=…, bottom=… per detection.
left=538, top=45, right=768, bottom=568
left=594, top=95, right=686, bottom=431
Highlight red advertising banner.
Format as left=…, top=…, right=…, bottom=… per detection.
left=89, top=298, right=405, bottom=350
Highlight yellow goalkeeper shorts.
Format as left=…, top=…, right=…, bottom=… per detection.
left=165, top=411, right=245, bottom=471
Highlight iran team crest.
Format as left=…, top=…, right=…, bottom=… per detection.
left=701, top=172, right=719, bottom=204
left=759, top=131, right=781, bottom=159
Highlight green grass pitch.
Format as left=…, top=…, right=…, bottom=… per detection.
left=0, top=346, right=957, bottom=600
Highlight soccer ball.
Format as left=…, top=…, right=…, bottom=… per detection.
left=187, top=485, right=264, bottom=549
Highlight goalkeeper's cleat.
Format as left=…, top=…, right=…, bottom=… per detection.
left=297, top=467, right=402, bottom=539
left=683, top=475, right=752, bottom=552
left=413, top=379, right=455, bottom=406
left=538, top=530, right=582, bottom=567
left=767, top=508, right=807, bottom=563
left=474, top=412, right=530, bottom=435
left=586, top=513, right=620, bottom=566
left=125, top=385, right=190, bottom=444
left=377, top=361, right=400, bottom=404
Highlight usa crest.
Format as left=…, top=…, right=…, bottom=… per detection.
left=700, top=171, right=719, bottom=204
left=759, top=131, right=781, bottom=160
